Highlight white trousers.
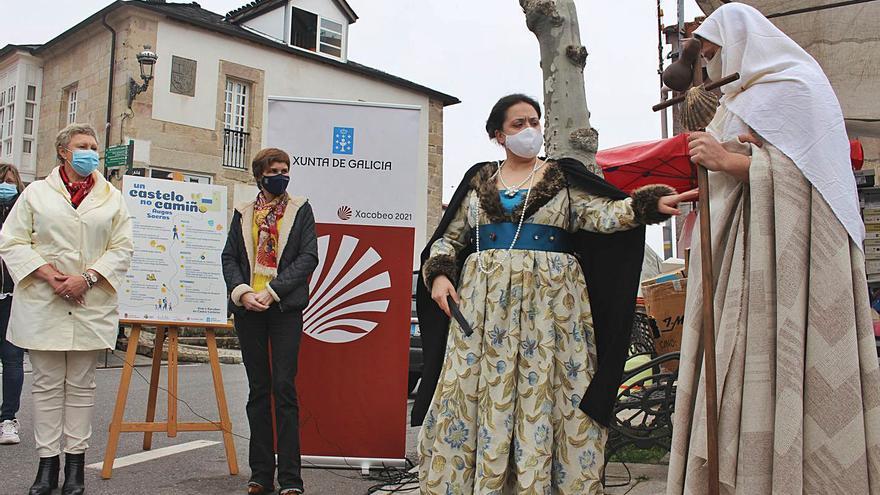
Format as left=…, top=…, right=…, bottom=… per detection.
left=28, top=350, right=99, bottom=457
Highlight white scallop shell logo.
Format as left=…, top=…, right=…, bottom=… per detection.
left=303, top=235, right=390, bottom=344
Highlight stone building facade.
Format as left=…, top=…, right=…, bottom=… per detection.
left=1, top=0, right=458, bottom=248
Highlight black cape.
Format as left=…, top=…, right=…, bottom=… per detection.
left=412, top=157, right=645, bottom=428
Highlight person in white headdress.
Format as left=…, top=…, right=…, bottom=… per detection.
left=667, top=3, right=880, bottom=494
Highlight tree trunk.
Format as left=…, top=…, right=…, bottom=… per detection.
left=520, top=0, right=601, bottom=175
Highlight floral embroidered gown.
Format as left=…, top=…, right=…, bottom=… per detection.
left=418, top=162, right=666, bottom=495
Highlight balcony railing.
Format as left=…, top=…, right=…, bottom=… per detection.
left=223, top=128, right=249, bottom=170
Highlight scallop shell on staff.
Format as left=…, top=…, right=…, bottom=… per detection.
left=680, top=86, right=720, bottom=131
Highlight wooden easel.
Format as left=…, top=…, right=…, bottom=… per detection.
left=101, top=320, right=239, bottom=479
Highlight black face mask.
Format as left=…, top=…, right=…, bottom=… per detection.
left=261, top=174, right=290, bottom=195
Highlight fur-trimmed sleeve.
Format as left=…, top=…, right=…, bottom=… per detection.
left=569, top=184, right=674, bottom=233
left=630, top=184, right=676, bottom=225
left=422, top=190, right=473, bottom=289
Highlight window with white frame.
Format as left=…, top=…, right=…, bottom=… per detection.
left=66, top=86, right=78, bottom=125
left=222, top=79, right=250, bottom=169
left=224, top=79, right=249, bottom=131
left=3, top=86, right=13, bottom=157
left=24, top=85, right=36, bottom=138
left=0, top=90, right=5, bottom=157
left=290, top=7, right=344, bottom=58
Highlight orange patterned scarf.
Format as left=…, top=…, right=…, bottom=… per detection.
left=253, top=192, right=288, bottom=278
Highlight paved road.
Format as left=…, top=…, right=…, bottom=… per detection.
left=0, top=355, right=419, bottom=495
left=0, top=353, right=664, bottom=495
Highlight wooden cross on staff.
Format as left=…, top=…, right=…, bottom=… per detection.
left=652, top=37, right=740, bottom=495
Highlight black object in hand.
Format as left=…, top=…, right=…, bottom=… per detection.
left=447, top=295, right=473, bottom=337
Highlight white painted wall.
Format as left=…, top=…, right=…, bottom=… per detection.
left=152, top=19, right=432, bottom=267
left=242, top=5, right=286, bottom=43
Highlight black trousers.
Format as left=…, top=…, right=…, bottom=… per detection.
left=235, top=305, right=304, bottom=491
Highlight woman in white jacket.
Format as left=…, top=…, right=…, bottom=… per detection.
left=0, top=123, right=133, bottom=495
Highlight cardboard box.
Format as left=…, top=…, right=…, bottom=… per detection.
left=640, top=269, right=684, bottom=288
left=868, top=260, right=880, bottom=275
left=660, top=257, right=685, bottom=274
left=642, top=277, right=688, bottom=371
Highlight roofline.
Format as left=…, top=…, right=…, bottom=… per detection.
left=0, top=44, right=41, bottom=60
left=133, top=2, right=459, bottom=105
left=228, top=0, right=358, bottom=25
left=227, top=0, right=285, bottom=24
left=31, top=0, right=458, bottom=106
left=332, top=0, right=359, bottom=23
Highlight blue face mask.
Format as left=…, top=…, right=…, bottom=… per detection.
left=0, top=183, right=17, bottom=202
left=68, top=149, right=100, bottom=176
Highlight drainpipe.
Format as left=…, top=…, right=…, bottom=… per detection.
left=101, top=13, right=117, bottom=171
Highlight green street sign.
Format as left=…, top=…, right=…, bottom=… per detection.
left=105, top=143, right=131, bottom=169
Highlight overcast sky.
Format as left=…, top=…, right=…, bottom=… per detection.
left=0, top=0, right=699, bottom=199
left=2, top=0, right=703, bottom=253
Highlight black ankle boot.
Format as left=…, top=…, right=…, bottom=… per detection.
left=61, top=452, right=85, bottom=495
left=29, top=455, right=60, bottom=495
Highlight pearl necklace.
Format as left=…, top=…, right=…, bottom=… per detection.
left=474, top=160, right=540, bottom=274
left=497, top=159, right=544, bottom=197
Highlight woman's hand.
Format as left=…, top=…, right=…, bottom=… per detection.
left=738, top=132, right=763, bottom=148
left=242, top=291, right=269, bottom=312
left=688, top=132, right=731, bottom=172
left=657, top=189, right=700, bottom=216
left=53, top=274, right=88, bottom=304
left=689, top=131, right=752, bottom=182
left=431, top=275, right=459, bottom=318
left=35, top=264, right=64, bottom=292
left=253, top=289, right=274, bottom=307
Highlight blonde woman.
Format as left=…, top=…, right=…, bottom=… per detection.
left=0, top=162, right=25, bottom=446
left=0, top=123, right=133, bottom=495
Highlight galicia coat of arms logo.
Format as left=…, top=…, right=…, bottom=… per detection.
left=332, top=127, right=354, bottom=155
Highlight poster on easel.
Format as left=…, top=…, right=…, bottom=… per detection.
left=119, top=176, right=228, bottom=324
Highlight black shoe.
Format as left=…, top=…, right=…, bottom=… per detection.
left=28, top=455, right=60, bottom=495
left=61, top=452, right=86, bottom=495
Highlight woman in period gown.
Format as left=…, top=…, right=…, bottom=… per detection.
left=415, top=94, right=696, bottom=494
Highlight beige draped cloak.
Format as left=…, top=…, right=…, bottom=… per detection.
left=666, top=142, right=880, bottom=494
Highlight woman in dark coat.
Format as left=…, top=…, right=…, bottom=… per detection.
left=0, top=162, right=25, bottom=447
left=222, top=148, right=319, bottom=495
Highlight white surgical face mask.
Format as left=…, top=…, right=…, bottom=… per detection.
left=705, top=51, right=723, bottom=82
left=503, top=126, right=543, bottom=159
